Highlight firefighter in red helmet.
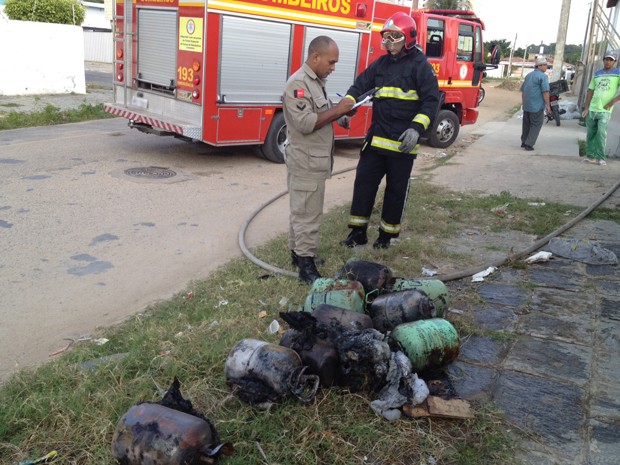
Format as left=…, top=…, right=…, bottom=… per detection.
left=341, top=12, right=440, bottom=249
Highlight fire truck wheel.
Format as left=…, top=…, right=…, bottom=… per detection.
left=428, top=110, right=460, bottom=149
left=260, top=112, right=287, bottom=164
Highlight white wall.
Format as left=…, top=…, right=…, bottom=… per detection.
left=0, top=20, right=86, bottom=96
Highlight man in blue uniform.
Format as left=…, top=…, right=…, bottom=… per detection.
left=340, top=12, right=440, bottom=249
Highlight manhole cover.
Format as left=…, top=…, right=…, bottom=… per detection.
left=124, top=166, right=177, bottom=179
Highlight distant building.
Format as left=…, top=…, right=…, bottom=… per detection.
left=82, top=1, right=111, bottom=31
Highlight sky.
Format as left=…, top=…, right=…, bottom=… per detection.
left=472, top=0, right=593, bottom=48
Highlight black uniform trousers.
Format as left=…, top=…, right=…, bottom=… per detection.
left=349, top=146, right=414, bottom=237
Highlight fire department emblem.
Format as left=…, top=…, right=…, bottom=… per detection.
left=186, top=19, right=195, bottom=35
left=460, top=64, right=468, bottom=80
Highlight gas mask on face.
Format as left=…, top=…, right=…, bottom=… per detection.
left=381, top=32, right=405, bottom=54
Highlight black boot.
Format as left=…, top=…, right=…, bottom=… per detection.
left=373, top=230, right=392, bottom=249
left=291, top=250, right=325, bottom=267
left=297, top=256, right=322, bottom=284
left=340, top=228, right=368, bottom=248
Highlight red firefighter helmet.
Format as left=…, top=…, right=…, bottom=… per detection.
left=381, top=12, right=417, bottom=50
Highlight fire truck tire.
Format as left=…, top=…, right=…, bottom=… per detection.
left=260, top=112, right=287, bottom=164
left=428, top=109, right=460, bottom=148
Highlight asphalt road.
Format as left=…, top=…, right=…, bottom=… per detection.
left=0, top=118, right=361, bottom=382
left=85, top=69, right=113, bottom=89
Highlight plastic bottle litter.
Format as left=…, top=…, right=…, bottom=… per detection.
left=525, top=251, right=552, bottom=263
left=471, top=266, right=496, bottom=282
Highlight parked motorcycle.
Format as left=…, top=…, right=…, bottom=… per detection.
left=545, top=79, right=569, bottom=126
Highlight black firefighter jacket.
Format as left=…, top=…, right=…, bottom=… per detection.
left=345, top=47, right=440, bottom=158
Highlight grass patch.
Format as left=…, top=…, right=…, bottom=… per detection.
left=2, top=179, right=616, bottom=465
left=578, top=138, right=586, bottom=157
left=0, top=103, right=114, bottom=130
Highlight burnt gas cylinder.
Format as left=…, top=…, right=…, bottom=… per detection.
left=303, top=278, right=365, bottom=314
left=312, top=304, right=373, bottom=332
left=369, top=289, right=436, bottom=333
left=112, top=402, right=222, bottom=465
left=388, top=278, right=450, bottom=315
left=298, top=340, right=340, bottom=387
left=334, top=259, right=393, bottom=299
left=390, top=319, right=460, bottom=372
left=225, top=339, right=319, bottom=405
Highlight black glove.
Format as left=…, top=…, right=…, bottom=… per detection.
left=398, top=128, right=420, bottom=153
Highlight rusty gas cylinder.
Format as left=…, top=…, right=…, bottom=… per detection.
left=112, top=402, right=222, bottom=465
left=303, top=278, right=366, bottom=313
left=369, top=289, right=436, bottom=333
left=312, top=304, right=374, bottom=331
left=388, top=278, right=451, bottom=315
left=225, top=339, right=319, bottom=405
left=390, top=318, right=460, bottom=372
left=334, top=259, right=393, bottom=299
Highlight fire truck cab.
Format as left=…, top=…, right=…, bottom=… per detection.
left=104, top=1, right=498, bottom=163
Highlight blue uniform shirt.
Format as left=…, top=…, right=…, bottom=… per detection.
left=521, top=68, right=550, bottom=113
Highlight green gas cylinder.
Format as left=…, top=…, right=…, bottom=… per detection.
left=389, top=278, right=451, bottom=316
left=303, top=278, right=366, bottom=313
left=390, top=318, right=460, bottom=372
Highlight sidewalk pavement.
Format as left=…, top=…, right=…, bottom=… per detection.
left=436, top=94, right=620, bottom=465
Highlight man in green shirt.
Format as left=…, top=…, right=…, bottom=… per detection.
left=581, top=52, right=620, bottom=166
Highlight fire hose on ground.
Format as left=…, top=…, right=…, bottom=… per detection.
left=238, top=167, right=620, bottom=283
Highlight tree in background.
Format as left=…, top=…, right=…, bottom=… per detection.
left=423, top=0, right=474, bottom=10
left=4, top=0, right=85, bottom=25
left=485, top=39, right=511, bottom=59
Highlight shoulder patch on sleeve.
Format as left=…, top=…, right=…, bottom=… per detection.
left=294, top=89, right=305, bottom=98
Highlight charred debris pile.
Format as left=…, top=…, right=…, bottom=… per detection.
left=111, top=259, right=470, bottom=465
left=226, top=258, right=469, bottom=421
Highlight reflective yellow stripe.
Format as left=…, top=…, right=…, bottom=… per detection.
left=380, top=220, right=400, bottom=234
left=375, top=87, right=419, bottom=100
left=370, top=136, right=418, bottom=154
left=344, top=95, right=356, bottom=103
left=413, top=113, right=431, bottom=129
left=349, top=216, right=369, bottom=226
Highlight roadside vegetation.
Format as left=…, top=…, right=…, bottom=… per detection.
left=2, top=168, right=618, bottom=465
left=0, top=101, right=113, bottom=130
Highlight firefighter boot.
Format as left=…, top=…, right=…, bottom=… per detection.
left=291, top=250, right=325, bottom=267
left=340, top=227, right=368, bottom=248
left=297, top=256, right=322, bottom=285
left=373, top=230, right=392, bottom=249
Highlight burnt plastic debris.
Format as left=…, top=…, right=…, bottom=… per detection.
left=369, top=289, right=436, bottom=332
left=334, top=258, right=393, bottom=299
left=303, top=278, right=366, bottom=313
left=225, top=339, right=319, bottom=407
left=112, top=378, right=233, bottom=465
left=336, top=328, right=392, bottom=392
left=390, top=319, right=460, bottom=372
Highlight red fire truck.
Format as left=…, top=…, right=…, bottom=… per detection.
left=104, top=1, right=498, bottom=163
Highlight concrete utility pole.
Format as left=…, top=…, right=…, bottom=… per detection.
left=508, top=33, right=517, bottom=78
left=552, top=0, right=572, bottom=81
